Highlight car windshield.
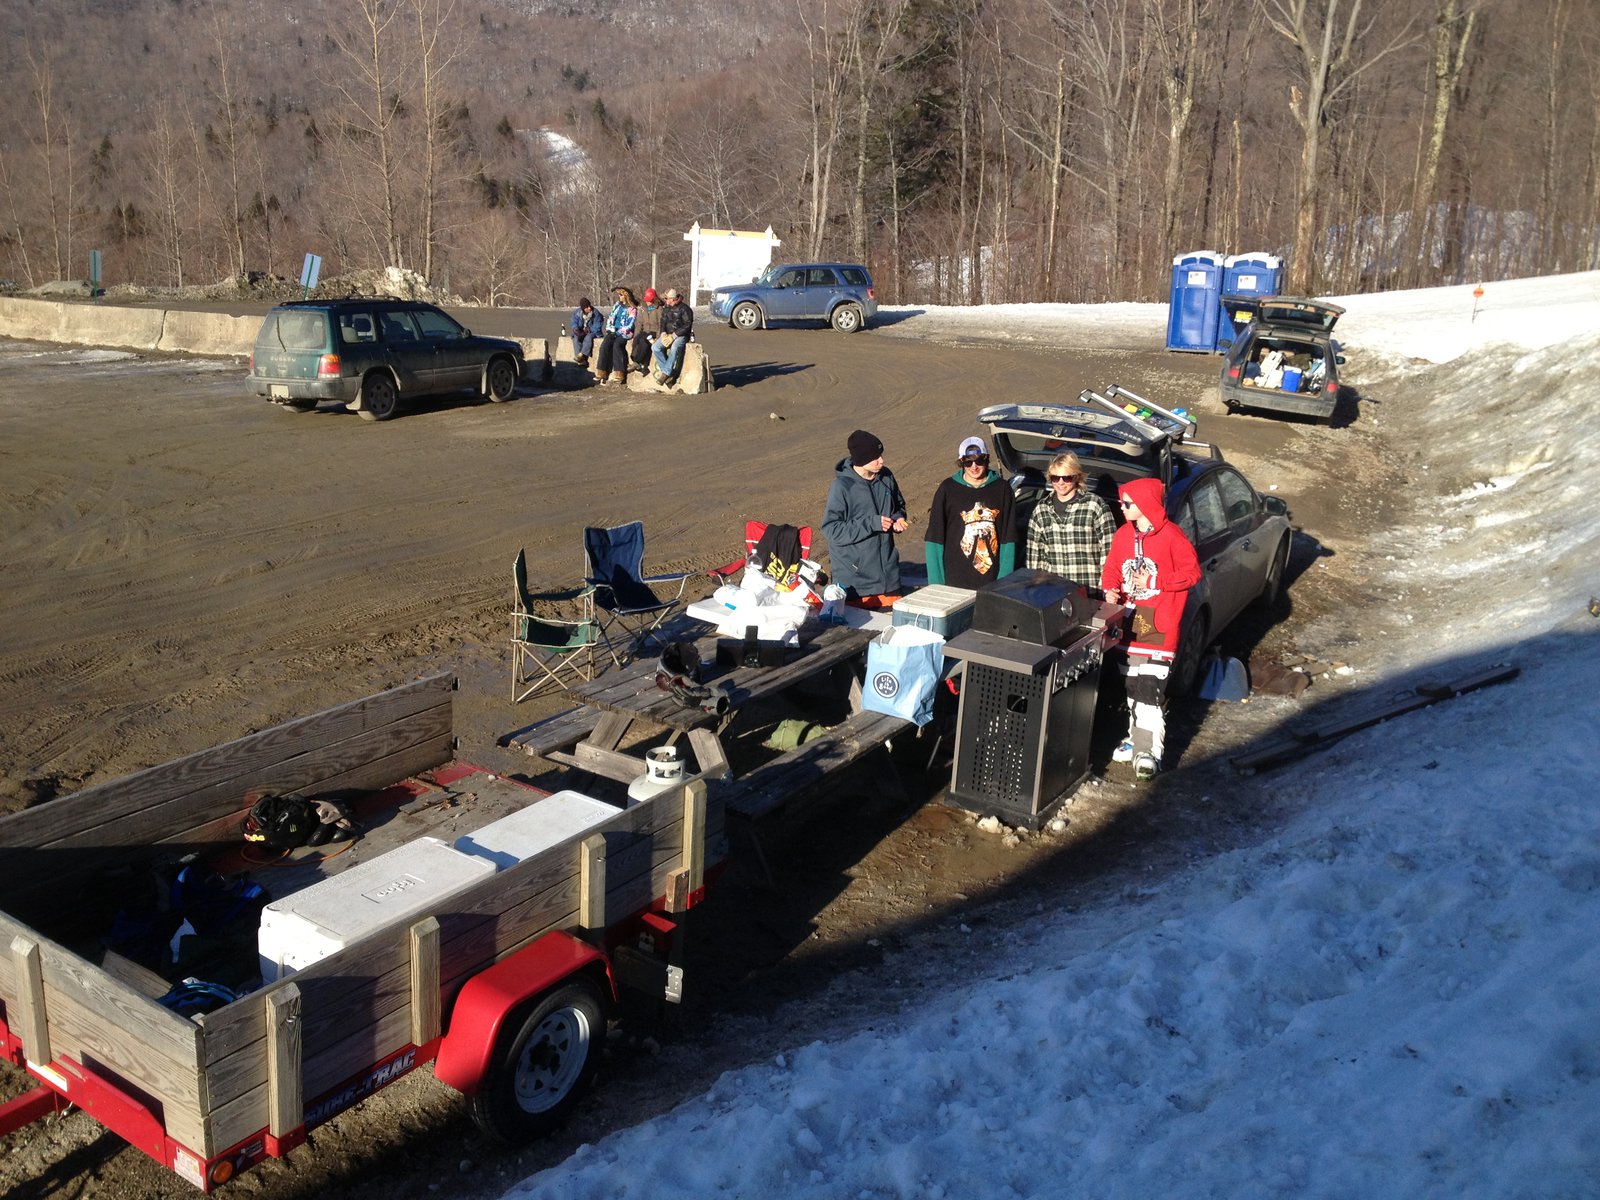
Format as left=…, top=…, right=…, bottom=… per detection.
left=754, top=264, right=783, bottom=285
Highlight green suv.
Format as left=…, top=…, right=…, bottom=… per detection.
left=247, top=298, right=525, bottom=421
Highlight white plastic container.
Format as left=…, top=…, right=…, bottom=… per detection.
left=892, top=585, right=977, bottom=639
left=454, top=789, right=620, bottom=867
left=258, top=836, right=495, bottom=981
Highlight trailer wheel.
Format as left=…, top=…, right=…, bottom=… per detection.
left=467, top=978, right=606, bottom=1143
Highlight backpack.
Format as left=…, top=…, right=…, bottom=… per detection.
left=241, top=791, right=321, bottom=849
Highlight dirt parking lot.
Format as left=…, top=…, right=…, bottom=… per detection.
left=0, top=309, right=1402, bottom=1198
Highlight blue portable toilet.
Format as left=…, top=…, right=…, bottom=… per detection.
left=1165, top=251, right=1222, bottom=353
left=1217, top=252, right=1284, bottom=350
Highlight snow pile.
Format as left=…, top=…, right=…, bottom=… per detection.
left=503, top=273, right=1600, bottom=1200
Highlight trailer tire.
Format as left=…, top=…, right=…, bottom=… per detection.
left=467, top=977, right=606, bottom=1143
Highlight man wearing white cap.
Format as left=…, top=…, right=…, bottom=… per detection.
left=923, top=435, right=1017, bottom=589
left=651, top=288, right=695, bottom=383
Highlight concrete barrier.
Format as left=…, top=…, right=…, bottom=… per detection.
left=0, top=296, right=233, bottom=355
left=157, top=309, right=257, bottom=356
left=554, top=324, right=714, bottom=395
left=514, top=337, right=553, bottom=384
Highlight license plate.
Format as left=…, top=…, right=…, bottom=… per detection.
left=270, top=385, right=289, bottom=398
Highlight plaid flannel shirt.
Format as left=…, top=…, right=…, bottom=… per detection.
left=1026, top=490, right=1115, bottom=586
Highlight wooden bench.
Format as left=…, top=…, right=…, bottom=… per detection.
left=720, top=708, right=910, bottom=824
left=498, top=705, right=604, bottom=760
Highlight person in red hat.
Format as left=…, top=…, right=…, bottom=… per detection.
left=630, top=287, right=664, bottom=374
left=1100, top=476, right=1201, bottom=780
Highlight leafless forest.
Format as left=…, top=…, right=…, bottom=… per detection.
left=1, top=0, right=1596, bottom=305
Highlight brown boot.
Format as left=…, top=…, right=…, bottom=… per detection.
left=609, top=371, right=623, bottom=384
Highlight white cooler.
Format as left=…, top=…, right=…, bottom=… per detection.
left=258, top=836, right=495, bottom=981
left=454, top=790, right=618, bottom=871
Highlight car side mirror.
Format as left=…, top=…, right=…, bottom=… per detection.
left=1262, top=495, right=1289, bottom=517
left=1335, top=355, right=1346, bottom=365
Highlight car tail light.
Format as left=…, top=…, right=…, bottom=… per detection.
left=317, top=354, right=341, bottom=378
left=867, top=287, right=876, bottom=300
left=1227, top=365, right=1241, bottom=380
left=1325, top=380, right=1336, bottom=393
left=248, top=353, right=254, bottom=373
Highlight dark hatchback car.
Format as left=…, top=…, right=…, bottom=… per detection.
left=247, top=298, right=524, bottom=421
left=978, top=386, right=1292, bottom=694
left=1219, top=296, right=1346, bottom=422
left=708, top=262, right=878, bottom=333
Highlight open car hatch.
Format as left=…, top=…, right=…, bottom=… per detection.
left=978, top=386, right=1212, bottom=490
left=1256, top=297, right=1345, bottom=332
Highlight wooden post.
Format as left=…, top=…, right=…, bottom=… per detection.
left=265, top=984, right=303, bottom=1139
left=409, top=917, right=441, bottom=1046
left=9, top=936, right=51, bottom=1066
left=579, top=833, right=607, bottom=932
left=666, top=780, right=707, bottom=914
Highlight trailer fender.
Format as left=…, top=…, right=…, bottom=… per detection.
left=433, top=930, right=614, bottom=1096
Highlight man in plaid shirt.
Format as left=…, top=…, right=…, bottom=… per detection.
left=1025, top=451, right=1115, bottom=586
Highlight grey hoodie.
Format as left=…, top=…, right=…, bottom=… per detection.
left=821, top=456, right=907, bottom=595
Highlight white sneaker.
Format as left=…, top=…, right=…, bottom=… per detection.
left=1112, top=740, right=1135, bottom=764
left=1134, top=753, right=1160, bottom=781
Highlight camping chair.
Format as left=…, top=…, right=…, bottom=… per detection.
left=708, top=520, right=815, bottom=591
left=582, top=521, right=693, bottom=666
left=512, top=549, right=600, bottom=702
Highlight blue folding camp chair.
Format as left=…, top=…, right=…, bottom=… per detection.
left=582, top=521, right=692, bottom=665
left=512, top=549, right=599, bottom=701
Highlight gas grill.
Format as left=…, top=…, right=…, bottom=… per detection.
left=941, top=570, right=1127, bottom=829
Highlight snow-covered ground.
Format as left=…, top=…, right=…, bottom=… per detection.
left=503, top=275, right=1600, bottom=1200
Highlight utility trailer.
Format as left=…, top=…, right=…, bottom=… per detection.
left=0, top=673, right=719, bottom=1191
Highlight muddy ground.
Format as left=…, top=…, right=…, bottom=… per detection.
left=0, top=309, right=1405, bottom=1199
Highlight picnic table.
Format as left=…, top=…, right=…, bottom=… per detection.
left=500, top=617, right=911, bottom=830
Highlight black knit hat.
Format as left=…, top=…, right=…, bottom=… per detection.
left=848, top=429, right=884, bottom=466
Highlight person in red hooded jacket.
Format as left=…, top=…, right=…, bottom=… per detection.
left=1099, top=475, right=1202, bottom=780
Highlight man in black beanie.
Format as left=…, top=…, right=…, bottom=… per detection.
left=821, top=429, right=909, bottom=601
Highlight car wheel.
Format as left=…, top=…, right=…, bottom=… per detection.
left=1253, top=535, right=1290, bottom=610
left=1171, top=609, right=1211, bottom=698
left=485, top=356, right=518, bottom=403
left=358, top=372, right=399, bottom=422
left=831, top=303, right=863, bottom=333
left=731, top=301, right=762, bottom=331
left=466, top=978, right=606, bottom=1144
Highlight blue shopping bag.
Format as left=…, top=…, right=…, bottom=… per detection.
left=862, top=626, right=945, bottom=726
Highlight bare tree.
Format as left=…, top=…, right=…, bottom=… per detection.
left=409, top=0, right=466, bottom=281
left=143, top=103, right=192, bottom=287
left=206, top=19, right=251, bottom=279
left=1257, top=0, right=1424, bottom=292
left=331, top=0, right=409, bottom=268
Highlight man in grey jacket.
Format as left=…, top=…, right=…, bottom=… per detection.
left=821, top=429, right=909, bottom=601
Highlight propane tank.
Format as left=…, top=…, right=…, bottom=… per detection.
left=627, top=745, right=685, bottom=803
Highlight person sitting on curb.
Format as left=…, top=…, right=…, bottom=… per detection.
left=822, top=429, right=909, bottom=604
left=631, top=287, right=663, bottom=375
left=594, top=286, right=638, bottom=385
left=1100, top=476, right=1201, bottom=782
left=651, top=288, right=695, bottom=384
left=924, top=435, right=1016, bottom=589
left=1026, top=449, right=1115, bottom=588
left=568, top=297, right=602, bottom=366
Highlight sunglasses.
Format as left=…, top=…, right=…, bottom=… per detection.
left=1048, top=473, right=1078, bottom=483
left=961, top=455, right=990, bottom=466
left=1119, top=499, right=1137, bottom=508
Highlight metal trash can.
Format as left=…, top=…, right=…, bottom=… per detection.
left=942, top=571, right=1125, bottom=829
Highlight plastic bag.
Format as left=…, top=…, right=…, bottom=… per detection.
left=862, top=626, right=945, bottom=726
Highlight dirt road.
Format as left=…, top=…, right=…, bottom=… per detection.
left=0, top=311, right=1398, bottom=1198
